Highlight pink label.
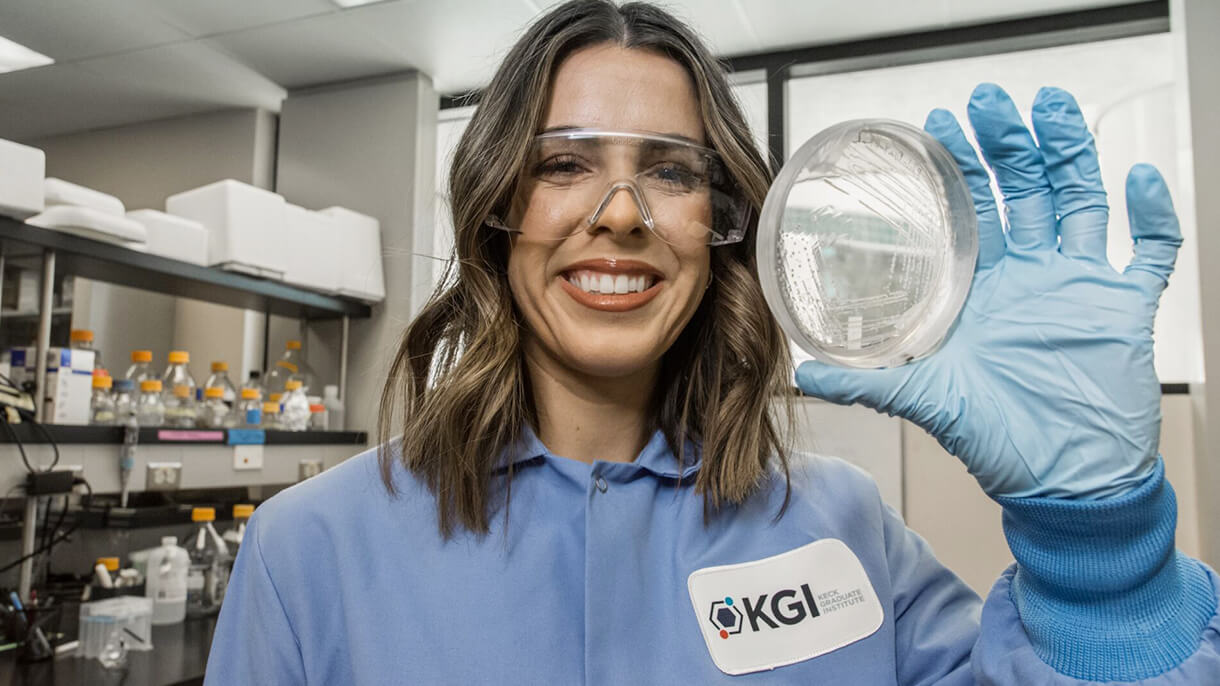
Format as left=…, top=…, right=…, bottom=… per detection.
left=157, top=430, right=225, bottom=442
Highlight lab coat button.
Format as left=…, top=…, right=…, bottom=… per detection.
left=594, top=476, right=608, bottom=493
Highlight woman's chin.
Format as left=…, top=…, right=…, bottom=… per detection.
left=557, top=344, right=663, bottom=380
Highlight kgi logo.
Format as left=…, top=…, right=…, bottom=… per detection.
left=708, top=597, right=744, bottom=639
left=708, top=584, right=821, bottom=639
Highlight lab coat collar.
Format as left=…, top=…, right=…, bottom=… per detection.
left=499, top=423, right=702, bottom=480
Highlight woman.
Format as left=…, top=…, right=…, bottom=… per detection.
left=206, top=2, right=1219, bottom=683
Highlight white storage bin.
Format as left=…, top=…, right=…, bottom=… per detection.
left=0, top=139, right=45, bottom=219
left=165, top=179, right=287, bottom=280
left=127, top=209, right=208, bottom=265
left=283, top=204, right=340, bottom=293
left=44, top=178, right=125, bottom=216
left=78, top=596, right=154, bottom=658
left=320, top=206, right=385, bottom=302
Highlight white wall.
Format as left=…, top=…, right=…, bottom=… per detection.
left=1177, top=0, right=1220, bottom=570
left=276, top=72, right=438, bottom=434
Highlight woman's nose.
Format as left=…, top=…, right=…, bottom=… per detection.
left=586, top=181, right=653, bottom=239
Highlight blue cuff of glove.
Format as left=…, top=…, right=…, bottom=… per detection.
left=994, top=458, right=1217, bottom=681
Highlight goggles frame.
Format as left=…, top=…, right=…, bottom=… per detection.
left=485, top=128, right=751, bottom=247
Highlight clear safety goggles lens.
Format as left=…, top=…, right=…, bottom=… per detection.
left=486, top=129, right=750, bottom=246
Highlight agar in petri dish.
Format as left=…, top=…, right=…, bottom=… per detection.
left=757, top=119, right=977, bottom=369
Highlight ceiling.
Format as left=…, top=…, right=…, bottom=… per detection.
left=0, top=0, right=1134, bottom=141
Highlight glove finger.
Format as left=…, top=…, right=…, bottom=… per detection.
left=1123, top=163, right=1182, bottom=301
left=967, top=83, right=1057, bottom=252
left=795, top=360, right=909, bottom=412
left=925, top=108, right=1006, bottom=270
left=1030, top=87, right=1110, bottom=265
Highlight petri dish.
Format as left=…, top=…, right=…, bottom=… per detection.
left=757, top=119, right=977, bottom=369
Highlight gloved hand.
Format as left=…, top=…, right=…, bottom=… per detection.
left=794, top=83, right=1183, bottom=500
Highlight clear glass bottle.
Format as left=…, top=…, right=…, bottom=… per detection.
left=221, top=504, right=253, bottom=594
left=125, top=350, right=154, bottom=383
left=185, top=507, right=230, bottom=618
left=112, top=379, right=137, bottom=423
left=162, top=351, right=197, bottom=428
left=204, top=362, right=238, bottom=407
left=243, top=370, right=262, bottom=395
left=260, top=401, right=282, bottom=430
left=263, top=340, right=318, bottom=397
left=71, top=329, right=102, bottom=370
left=237, top=388, right=262, bottom=428
left=136, top=379, right=165, bottom=427
left=90, top=374, right=115, bottom=426
left=198, top=387, right=234, bottom=429
left=281, top=380, right=310, bottom=431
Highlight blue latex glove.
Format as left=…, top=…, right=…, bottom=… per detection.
left=795, top=83, right=1183, bottom=500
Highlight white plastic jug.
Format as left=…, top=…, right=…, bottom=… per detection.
left=144, top=536, right=189, bottom=625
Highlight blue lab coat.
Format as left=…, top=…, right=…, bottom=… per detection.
left=205, top=428, right=1220, bottom=684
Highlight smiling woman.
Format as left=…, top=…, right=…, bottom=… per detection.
left=377, top=0, right=793, bottom=536
left=205, top=1, right=1220, bottom=684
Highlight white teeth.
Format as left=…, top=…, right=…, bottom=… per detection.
left=566, top=270, right=656, bottom=294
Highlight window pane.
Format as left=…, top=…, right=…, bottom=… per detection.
left=786, top=33, right=1202, bottom=383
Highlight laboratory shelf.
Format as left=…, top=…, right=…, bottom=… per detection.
left=0, top=215, right=370, bottom=320
left=0, top=423, right=366, bottom=446
left=0, top=426, right=368, bottom=495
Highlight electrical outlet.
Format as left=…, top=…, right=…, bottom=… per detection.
left=146, top=462, right=182, bottom=491
left=233, top=444, right=263, bottom=471
left=298, top=459, right=324, bottom=482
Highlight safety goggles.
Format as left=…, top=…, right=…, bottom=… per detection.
left=486, top=129, right=751, bottom=246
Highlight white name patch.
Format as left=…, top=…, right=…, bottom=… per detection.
left=687, top=538, right=884, bottom=675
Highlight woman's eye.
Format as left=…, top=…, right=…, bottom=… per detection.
left=534, top=157, right=587, bottom=177
left=647, top=163, right=702, bottom=190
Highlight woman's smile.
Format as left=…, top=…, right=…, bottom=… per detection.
left=557, top=257, right=665, bottom=312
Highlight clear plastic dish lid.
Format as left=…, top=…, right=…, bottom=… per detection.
left=757, top=119, right=978, bottom=369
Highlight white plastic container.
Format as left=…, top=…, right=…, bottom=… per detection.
left=165, top=179, right=287, bottom=279
left=27, top=205, right=148, bottom=245
left=0, top=139, right=45, bottom=219
left=283, top=204, right=340, bottom=293
left=44, top=178, right=126, bottom=216
left=78, top=596, right=154, bottom=658
left=144, top=536, right=189, bottom=625
left=320, top=206, right=385, bottom=302
left=126, top=209, right=209, bottom=265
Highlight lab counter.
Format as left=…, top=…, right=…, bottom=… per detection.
left=0, top=615, right=215, bottom=686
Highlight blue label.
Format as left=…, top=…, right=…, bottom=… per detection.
left=227, top=428, right=265, bottom=445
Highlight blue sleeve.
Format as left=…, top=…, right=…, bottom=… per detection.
left=204, top=512, right=307, bottom=685
left=972, top=458, right=1220, bottom=684
left=880, top=500, right=980, bottom=686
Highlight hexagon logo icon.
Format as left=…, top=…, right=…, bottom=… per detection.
left=708, top=596, right=744, bottom=639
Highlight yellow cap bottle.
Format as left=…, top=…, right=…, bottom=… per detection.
left=92, top=375, right=113, bottom=390
left=140, top=379, right=162, bottom=393
left=233, top=504, right=254, bottom=519
left=191, top=507, right=215, bottom=522
left=131, top=350, right=153, bottom=363
left=167, top=350, right=189, bottom=365
left=240, top=388, right=260, bottom=400
left=204, top=387, right=224, bottom=399
left=211, top=361, right=228, bottom=372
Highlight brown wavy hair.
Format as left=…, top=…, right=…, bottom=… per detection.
left=379, top=0, right=793, bottom=537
